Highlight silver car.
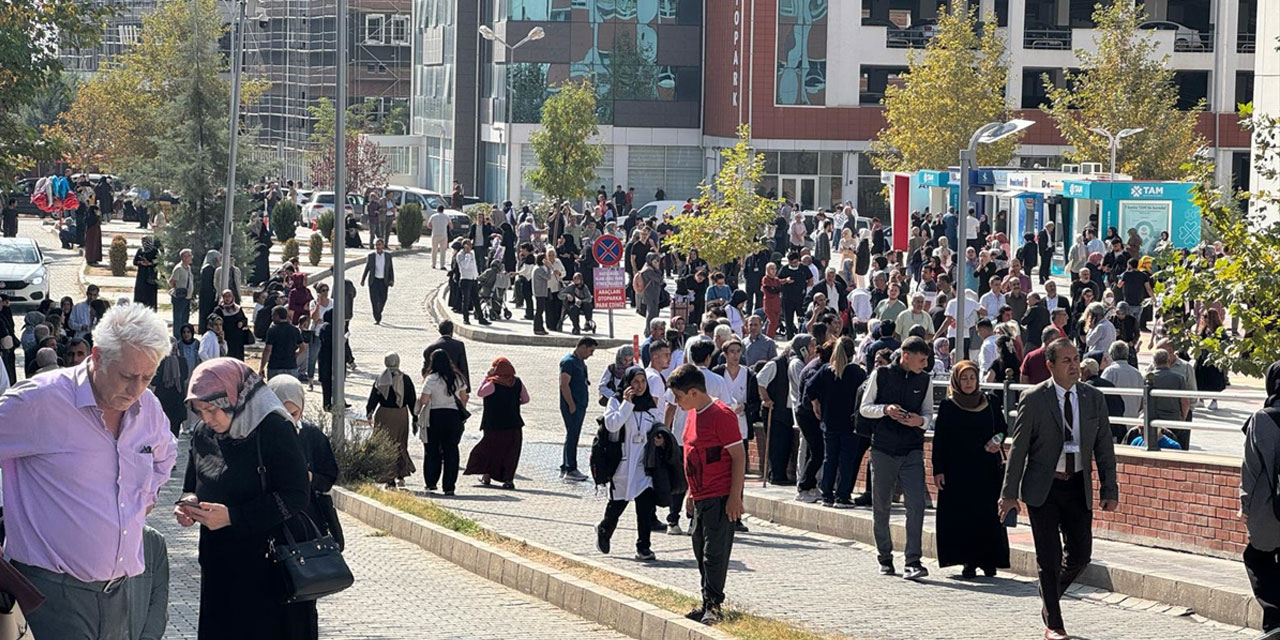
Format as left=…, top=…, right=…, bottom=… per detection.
left=0, top=238, right=49, bottom=309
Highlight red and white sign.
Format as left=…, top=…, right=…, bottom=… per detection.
left=593, top=267, right=627, bottom=310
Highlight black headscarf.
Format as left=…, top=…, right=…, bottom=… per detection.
left=615, top=365, right=656, bottom=413
left=1265, top=360, right=1280, bottom=408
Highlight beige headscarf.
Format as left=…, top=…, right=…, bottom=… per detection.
left=374, top=352, right=406, bottom=404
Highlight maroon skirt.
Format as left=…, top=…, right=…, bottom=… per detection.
left=463, top=428, right=522, bottom=483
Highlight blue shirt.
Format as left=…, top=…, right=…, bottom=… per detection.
left=560, top=353, right=589, bottom=404
left=706, top=284, right=732, bottom=304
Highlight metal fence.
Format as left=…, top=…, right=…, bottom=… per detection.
left=932, top=370, right=1266, bottom=453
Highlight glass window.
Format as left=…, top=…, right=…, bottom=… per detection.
left=763, top=152, right=779, bottom=174
left=364, top=14, right=385, bottom=44
left=776, top=0, right=828, bottom=105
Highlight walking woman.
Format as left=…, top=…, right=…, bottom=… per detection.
left=419, top=350, right=469, bottom=495
left=367, top=352, right=417, bottom=488
left=287, top=272, right=313, bottom=325
left=133, top=236, right=161, bottom=309
left=175, top=358, right=316, bottom=640
left=463, top=357, right=528, bottom=489
left=761, top=262, right=782, bottom=337
left=84, top=204, right=103, bottom=264
left=153, top=337, right=191, bottom=436
left=596, top=366, right=662, bottom=561
left=806, top=337, right=869, bottom=508
left=198, top=250, right=219, bottom=333
left=215, top=289, right=250, bottom=361
left=268, top=375, right=345, bottom=550
left=932, top=360, right=1010, bottom=578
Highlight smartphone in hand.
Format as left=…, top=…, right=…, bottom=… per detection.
left=175, top=498, right=203, bottom=509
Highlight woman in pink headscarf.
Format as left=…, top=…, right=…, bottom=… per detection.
left=175, top=358, right=318, bottom=639
left=286, top=272, right=313, bottom=325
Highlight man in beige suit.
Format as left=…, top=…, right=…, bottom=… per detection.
left=1000, top=339, right=1119, bottom=640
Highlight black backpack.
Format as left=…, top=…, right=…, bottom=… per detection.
left=589, top=422, right=624, bottom=486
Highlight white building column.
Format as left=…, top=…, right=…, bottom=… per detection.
left=1251, top=0, right=1279, bottom=224
left=1211, top=0, right=1240, bottom=188
left=507, top=141, right=523, bottom=205
left=613, top=145, right=629, bottom=194
left=1006, top=0, right=1027, bottom=109
left=842, top=151, right=858, bottom=207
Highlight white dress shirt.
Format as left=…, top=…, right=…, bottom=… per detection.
left=1053, top=381, right=1084, bottom=474
left=373, top=252, right=387, bottom=279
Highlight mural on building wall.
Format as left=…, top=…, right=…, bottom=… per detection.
left=776, top=0, right=827, bottom=106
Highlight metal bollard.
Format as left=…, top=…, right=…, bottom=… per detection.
left=1143, top=372, right=1157, bottom=451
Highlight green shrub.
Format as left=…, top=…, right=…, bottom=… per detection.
left=108, top=235, right=129, bottom=276
left=334, top=428, right=400, bottom=484
left=282, top=237, right=299, bottom=263
left=316, top=209, right=335, bottom=240
left=308, top=232, right=324, bottom=266
left=396, top=203, right=423, bottom=248
left=270, top=200, right=300, bottom=243
left=463, top=201, right=494, bottom=223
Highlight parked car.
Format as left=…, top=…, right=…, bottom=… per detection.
left=377, top=186, right=470, bottom=237
left=901, top=19, right=939, bottom=45
left=0, top=238, right=49, bottom=309
left=1138, top=20, right=1207, bottom=49
left=1023, top=21, right=1071, bottom=49
left=634, top=200, right=688, bottom=222
left=300, top=191, right=359, bottom=225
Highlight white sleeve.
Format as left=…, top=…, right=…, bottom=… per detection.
left=603, top=397, right=633, bottom=433
left=859, top=369, right=885, bottom=419
left=757, top=360, right=777, bottom=386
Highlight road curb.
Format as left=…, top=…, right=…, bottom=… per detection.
left=740, top=491, right=1261, bottom=630
left=333, top=487, right=731, bottom=640
left=427, top=283, right=630, bottom=349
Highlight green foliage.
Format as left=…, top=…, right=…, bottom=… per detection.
left=1041, top=2, right=1203, bottom=180
left=0, top=1, right=114, bottom=177
left=308, top=232, right=323, bottom=266
left=282, top=237, right=299, bottom=263
left=667, top=125, right=778, bottom=268
left=526, top=80, right=604, bottom=204
left=316, top=209, right=335, bottom=241
left=463, top=202, right=494, bottom=224
left=270, top=200, right=300, bottom=243
left=334, top=428, right=399, bottom=485
left=1156, top=109, right=1280, bottom=377
left=871, top=6, right=1016, bottom=173
left=396, top=203, right=423, bottom=248
left=108, top=236, right=129, bottom=276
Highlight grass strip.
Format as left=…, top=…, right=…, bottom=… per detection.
left=350, top=484, right=840, bottom=640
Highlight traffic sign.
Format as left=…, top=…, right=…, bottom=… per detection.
left=593, top=267, right=627, bottom=310
left=592, top=235, right=624, bottom=266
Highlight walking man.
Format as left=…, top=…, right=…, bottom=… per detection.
left=361, top=238, right=395, bottom=324
left=0, top=303, right=177, bottom=640
left=669, top=364, right=745, bottom=626
left=1000, top=339, right=1118, bottom=640
left=559, top=337, right=598, bottom=482
left=1242, top=360, right=1280, bottom=635
left=428, top=205, right=453, bottom=270
left=168, top=248, right=196, bottom=339
left=860, top=336, right=934, bottom=580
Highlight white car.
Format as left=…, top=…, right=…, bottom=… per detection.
left=0, top=238, right=49, bottom=309
left=300, top=191, right=356, bottom=225
left=1138, top=20, right=1206, bottom=49
left=634, top=200, right=688, bottom=222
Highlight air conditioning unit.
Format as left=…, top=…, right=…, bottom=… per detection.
left=1080, top=162, right=1103, bottom=174
left=1061, top=164, right=1081, bottom=174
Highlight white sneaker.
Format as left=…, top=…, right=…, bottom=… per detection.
left=796, top=489, right=820, bottom=503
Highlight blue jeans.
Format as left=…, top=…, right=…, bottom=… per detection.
left=267, top=368, right=298, bottom=380
left=305, top=335, right=321, bottom=380
left=560, top=398, right=587, bottom=472
left=172, top=297, right=190, bottom=339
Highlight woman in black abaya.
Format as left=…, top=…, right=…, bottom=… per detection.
left=198, top=250, right=220, bottom=333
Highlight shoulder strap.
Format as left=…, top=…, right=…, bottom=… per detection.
left=255, top=429, right=267, bottom=492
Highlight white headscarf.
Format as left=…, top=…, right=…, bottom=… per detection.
left=374, top=352, right=406, bottom=404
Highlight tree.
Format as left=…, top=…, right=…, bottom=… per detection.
left=1042, top=1, right=1203, bottom=180
left=0, top=1, right=113, bottom=177
left=126, top=0, right=271, bottom=268
left=305, top=97, right=391, bottom=194
left=526, top=80, right=604, bottom=205
left=667, top=125, right=779, bottom=267
left=49, top=65, right=161, bottom=172
left=870, top=6, right=1016, bottom=173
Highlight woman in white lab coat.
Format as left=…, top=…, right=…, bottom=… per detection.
left=595, top=366, right=661, bottom=562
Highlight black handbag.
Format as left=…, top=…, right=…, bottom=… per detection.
left=456, top=395, right=471, bottom=423
left=255, top=432, right=354, bottom=603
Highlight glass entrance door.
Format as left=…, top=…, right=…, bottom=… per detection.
left=780, top=176, right=817, bottom=211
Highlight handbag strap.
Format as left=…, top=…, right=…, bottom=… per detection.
left=255, top=431, right=321, bottom=548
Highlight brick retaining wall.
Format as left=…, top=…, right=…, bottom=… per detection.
left=747, top=427, right=1246, bottom=559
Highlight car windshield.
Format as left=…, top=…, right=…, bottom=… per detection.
left=317, top=193, right=334, bottom=204
left=0, top=244, right=39, bottom=264
left=423, top=194, right=446, bottom=210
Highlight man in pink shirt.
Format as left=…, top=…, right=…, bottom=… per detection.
left=0, top=303, right=176, bottom=640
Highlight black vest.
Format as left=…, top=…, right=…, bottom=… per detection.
left=867, top=365, right=931, bottom=455
left=766, top=354, right=790, bottom=418
left=479, top=380, right=524, bottom=431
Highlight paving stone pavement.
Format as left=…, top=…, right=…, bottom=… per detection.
left=148, top=440, right=629, bottom=639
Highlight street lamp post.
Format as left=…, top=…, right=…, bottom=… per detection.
left=1088, top=127, right=1144, bottom=175
left=218, top=0, right=268, bottom=295
left=331, top=0, right=348, bottom=444
left=955, top=119, right=1035, bottom=361
left=478, top=25, right=545, bottom=202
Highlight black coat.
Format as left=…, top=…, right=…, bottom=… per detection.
left=807, top=280, right=849, bottom=312
left=423, top=335, right=470, bottom=390
left=643, top=425, right=687, bottom=507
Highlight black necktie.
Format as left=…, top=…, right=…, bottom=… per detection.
left=1063, top=390, right=1076, bottom=473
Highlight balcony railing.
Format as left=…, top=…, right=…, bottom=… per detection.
left=1174, top=31, right=1213, bottom=52
left=1023, top=29, right=1072, bottom=50
left=885, top=29, right=930, bottom=48
left=1238, top=32, right=1256, bottom=53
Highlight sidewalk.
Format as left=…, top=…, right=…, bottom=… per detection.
left=383, top=431, right=1255, bottom=640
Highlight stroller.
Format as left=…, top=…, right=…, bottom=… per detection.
left=477, top=261, right=511, bottom=321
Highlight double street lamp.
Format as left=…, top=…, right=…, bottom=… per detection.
left=478, top=25, right=545, bottom=201
left=1088, top=127, right=1145, bottom=176
left=954, top=119, right=1035, bottom=361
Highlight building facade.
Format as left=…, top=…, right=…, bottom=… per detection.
left=393, top=0, right=1257, bottom=216
left=1249, top=0, right=1277, bottom=224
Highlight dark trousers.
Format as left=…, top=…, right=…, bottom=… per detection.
left=667, top=489, right=686, bottom=527
left=766, top=411, right=794, bottom=484
left=691, top=495, right=735, bottom=610
left=172, top=296, right=190, bottom=339
left=601, top=487, right=657, bottom=553
left=780, top=297, right=802, bottom=338
left=423, top=411, right=464, bottom=492
left=746, top=279, right=763, bottom=315
left=15, top=561, right=130, bottom=640
left=521, top=280, right=534, bottom=319
left=820, top=429, right=868, bottom=502
left=1039, top=252, right=1053, bottom=283
left=459, top=279, right=480, bottom=321
left=534, top=295, right=549, bottom=333
left=795, top=412, right=824, bottom=491
left=559, top=400, right=586, bottom=471
left=1026, top=474, right=1093, bottom=631
left=369, top=277, right=389, bottom=323
left=548, top=296, right=563, bottom=331
left=1246, top=544, right=1280, bottom=632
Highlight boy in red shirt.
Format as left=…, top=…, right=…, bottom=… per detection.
left=668, top=364, right=745, bottom=625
